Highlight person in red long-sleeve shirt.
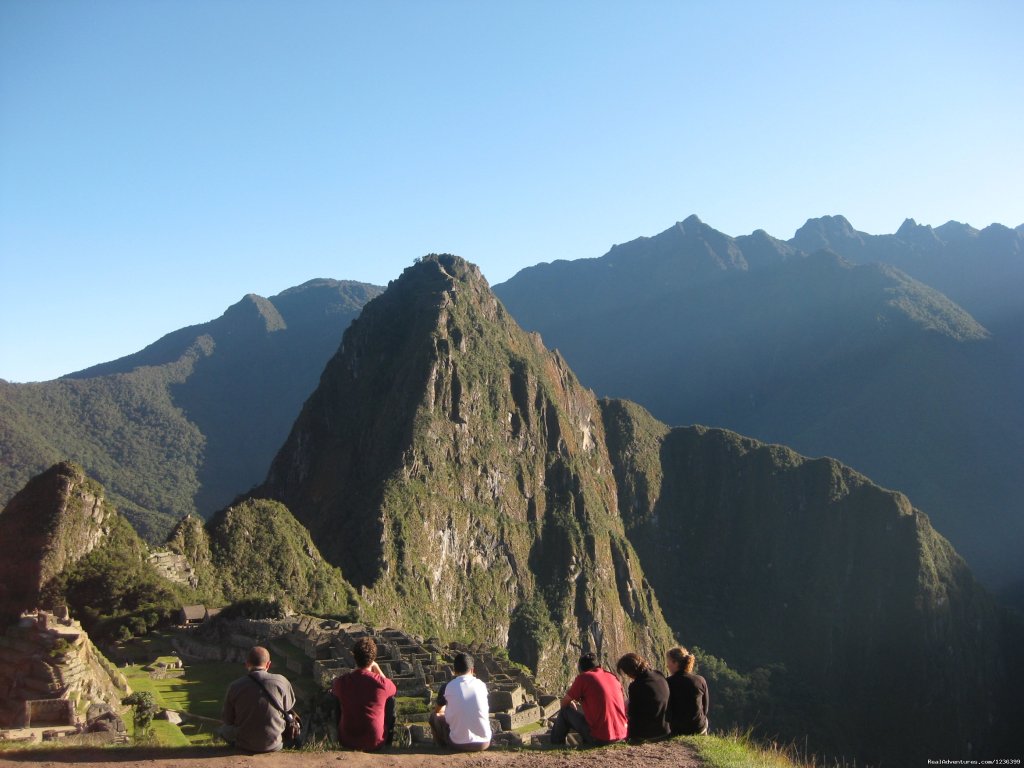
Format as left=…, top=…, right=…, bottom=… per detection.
left=331, top=637, right=397, bottom=751
left=549, top=653, right=627, bottom=746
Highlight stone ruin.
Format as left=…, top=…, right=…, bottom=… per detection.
left=147, top=549, right=198, bottom=588
left=0, top=610, right=129, bottom=743
left=175, top=614, right=561, bottom=746
left=296, top=620, right=560, bottom=741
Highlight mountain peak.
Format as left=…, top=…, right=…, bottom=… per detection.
left=261, top=255, right=673, bottom=687
left=222, top=293, right=287, bottom=333
left=789, top=215, right=868, bottom=257
left=896, top=217, right=942, bottom=245
left=678, top=213, right=704, bottom=232
left=0, top=462, right=115, bottom=624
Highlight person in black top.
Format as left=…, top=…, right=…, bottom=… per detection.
left=665, top=646, right=709, bottom=735
left=615, top=652, right=670, bottom=743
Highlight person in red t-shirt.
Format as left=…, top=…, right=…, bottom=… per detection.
left=549, top=653, right=627, bottom=746
left=331, top=637, right=398, bottom=751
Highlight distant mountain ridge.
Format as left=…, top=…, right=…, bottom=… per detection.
left=3, top=252, right=1022, bottom=764
left=790, top=214, right=1024, bottom=330
left=494, top=215, right=1024, bottom=596
left=0, top=279, right=382, bottom=539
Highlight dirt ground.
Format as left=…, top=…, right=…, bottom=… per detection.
left=0, top=740, right=702, bottom=768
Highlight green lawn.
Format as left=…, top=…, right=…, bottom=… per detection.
left=125, top=661, right=239, bottom=719
left=122, top=649, right=243, bottom=745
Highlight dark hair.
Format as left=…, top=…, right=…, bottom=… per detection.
left=454, top=652, right=474, bottom=674
left=247, top=646, right=270, bottom=668
left=616, top=652, right=649, bottom=678
left=353, top=637, right=377, bottom=668
left=667, top=646, right=696, bottom=674
left=578, top=653, right=598, bottom=672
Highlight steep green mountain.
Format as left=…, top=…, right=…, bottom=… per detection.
left=0, top=461, right=118, bottom=625
left=0, top=279, right=381, bottom=540
left=0, top=462, right=358, bottom=636
left=493, top=216, right=1024, bottom=595
left=164, top=499, right=360, bottom=618
left=259, top=254, right=674, bottom=689
left=601, top=399, right=1023, bottom=766
left=0, top=461, right=188, bottom=638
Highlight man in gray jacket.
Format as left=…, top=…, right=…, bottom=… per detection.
left=220, top=646, right=297, bottom=752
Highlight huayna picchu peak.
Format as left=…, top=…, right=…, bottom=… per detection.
left=260, top=253, right=673, bottom=689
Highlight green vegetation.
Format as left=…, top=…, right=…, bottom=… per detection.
left=120, top=642, right=242, bottom=746
left=46, top=514, right=190, bottom=643
left=602, top=401, right=1020, bottom=765
left=207, top=498, right=360, bottom=618
left=0, top=280, right=382, bottom=540
left=681, top=732, right=810, bottom=768
left=262, top=254, right=674, bottom=691
left=122, top=691, right=159, bottom=737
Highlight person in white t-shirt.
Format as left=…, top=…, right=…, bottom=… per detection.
left=428, top=652, right=491, bottom=751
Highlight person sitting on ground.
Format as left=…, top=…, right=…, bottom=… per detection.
left=616, top=652, right=671, bottom=743
left=331, top=636, right=398, bottom=751
left=428, top=652, right=491, bottom=751
left=220, top=646, right=297, bottom=753
left=665, top=646, right=709, bottom=736
left=549, top=652, right=627, bottom=746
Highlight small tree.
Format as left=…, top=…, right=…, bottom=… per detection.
left=122, top=691, right=159, bottom=738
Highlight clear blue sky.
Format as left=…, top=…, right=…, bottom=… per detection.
left=2, top=1, right=1021, bottom=382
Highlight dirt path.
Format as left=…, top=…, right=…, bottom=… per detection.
left=0, top=741, right=702, bottom=768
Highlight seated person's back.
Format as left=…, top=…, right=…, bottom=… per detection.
left=332, top=637, right=398, bottom=751
left=221, top=646, right=297, bottom=753
left=617, top=652, right=671, bottom=742
left=429, top=653, right=491, bottom=751
left=550, top=653, right=627, bottom=745
left=665, top=646, right=709, bottom=735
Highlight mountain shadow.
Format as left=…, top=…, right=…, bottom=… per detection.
left=602, top=398, right=1023, bottom=766
left=494, top=215, right=1024, bottom=596
left=0, top=279, right=381, bottom=539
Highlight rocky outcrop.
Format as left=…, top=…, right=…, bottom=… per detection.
left=601, top=398, right=1021, bottom=766
left=261, top=255, right=673, bottom=688
left=0, top=611, right=129, bottom=731
left=0, top=462, right=114, bottom=625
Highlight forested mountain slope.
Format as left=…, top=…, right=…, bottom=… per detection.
left=0, top=279, right=381, bottom=539
left=494, top=216, right=1024, bottom=596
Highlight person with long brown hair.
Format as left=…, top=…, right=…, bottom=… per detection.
left=665, top=646, right=709, bottom=735
left=615, top=652, right=670, bottom=742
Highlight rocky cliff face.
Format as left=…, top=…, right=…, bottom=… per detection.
left=0, top=611, right=130, bottom=731
left=601, top=398, right=1019, bottom=765
left=0, top=462, right=114, bottom=625
left=261, top=255, right=673, bottom=687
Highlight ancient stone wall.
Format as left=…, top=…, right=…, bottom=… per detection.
left=26, top=699, right=74, bottom=727
left=0, top=611, right=128, bottom=738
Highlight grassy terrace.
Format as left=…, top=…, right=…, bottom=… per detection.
left=114, top=632, right=302, bottom=746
